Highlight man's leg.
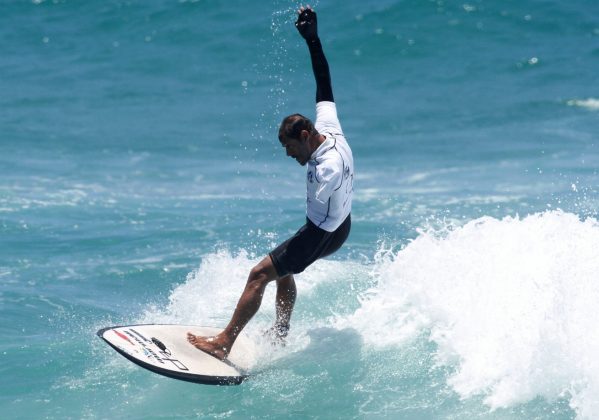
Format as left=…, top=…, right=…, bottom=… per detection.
left=187, top=255, right=279, bottom=360
left=273, top=274, right=296, bottom=338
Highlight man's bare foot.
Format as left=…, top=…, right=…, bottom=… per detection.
left=187, top=333, right=229, bottom=361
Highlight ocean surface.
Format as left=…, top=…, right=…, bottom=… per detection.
left=2, top=0, right=599, bottom=418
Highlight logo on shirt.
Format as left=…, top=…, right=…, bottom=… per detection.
left=307, top=171, right=314, bottom=183
left=343, top=165, right=350, bottom=179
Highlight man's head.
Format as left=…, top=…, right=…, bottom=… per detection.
left=278, top=113, right=321, bottom=166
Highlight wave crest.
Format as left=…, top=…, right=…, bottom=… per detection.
left=343, top=210, right=599, bottom=417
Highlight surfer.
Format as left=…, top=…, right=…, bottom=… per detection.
left=188, top=5, right=354, bottom=360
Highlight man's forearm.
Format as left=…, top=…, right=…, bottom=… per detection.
left=307, top=37, right=334, bottom=103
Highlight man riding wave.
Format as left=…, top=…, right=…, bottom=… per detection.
left=188, top=5, right=354, bottom=360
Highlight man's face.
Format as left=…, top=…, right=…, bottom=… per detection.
left=280, top=134, right=310, bottom=166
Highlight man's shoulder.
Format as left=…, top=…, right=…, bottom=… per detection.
left=316, top=139, right=347, bottom=169
left=324, top=131, right=351, bottom=156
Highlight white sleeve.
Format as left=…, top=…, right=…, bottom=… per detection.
left=314, top=101, right=343, bottom=135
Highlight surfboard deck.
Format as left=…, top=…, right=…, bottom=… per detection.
left=97, top=324, right=257, bottom=385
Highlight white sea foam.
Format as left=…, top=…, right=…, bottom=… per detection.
left=567, top=98, right=599, bottom=110
left=138, top=212, right=599, bottom=417
left=139, top=249, right=367, bottom=366
left=140, top=249, right=258, bottom=327
left=339, top=210, right=599, bottom=418
left=141, top=247, right=365, bottom=324
left=138, top=249, right=278, bottom=367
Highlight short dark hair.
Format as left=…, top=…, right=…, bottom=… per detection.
left=278, top=114, right=318, bottom=142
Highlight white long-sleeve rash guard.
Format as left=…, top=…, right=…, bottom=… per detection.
left=306, top=101, right=354, bottom=232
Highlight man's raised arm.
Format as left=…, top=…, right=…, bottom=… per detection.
left=295, top=6, right=334, bottom=103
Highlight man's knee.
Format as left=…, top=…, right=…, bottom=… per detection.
left=247, top=257, right=278, bottom=287
left=248, top=265, right=268, bottom=283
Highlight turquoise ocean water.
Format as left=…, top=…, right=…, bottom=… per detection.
left=2, top=0, right=599, bottom=418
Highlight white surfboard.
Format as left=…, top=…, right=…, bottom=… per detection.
left=97, top=324, right=257, bottom=385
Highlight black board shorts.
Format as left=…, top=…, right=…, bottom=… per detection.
left=269, top=214, right=351, bottom=277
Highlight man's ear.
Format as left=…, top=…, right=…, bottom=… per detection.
left=300, top=129, right=309, bottom=142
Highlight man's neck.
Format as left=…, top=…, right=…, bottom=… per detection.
left=309, top=134, right=326, bottom=153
